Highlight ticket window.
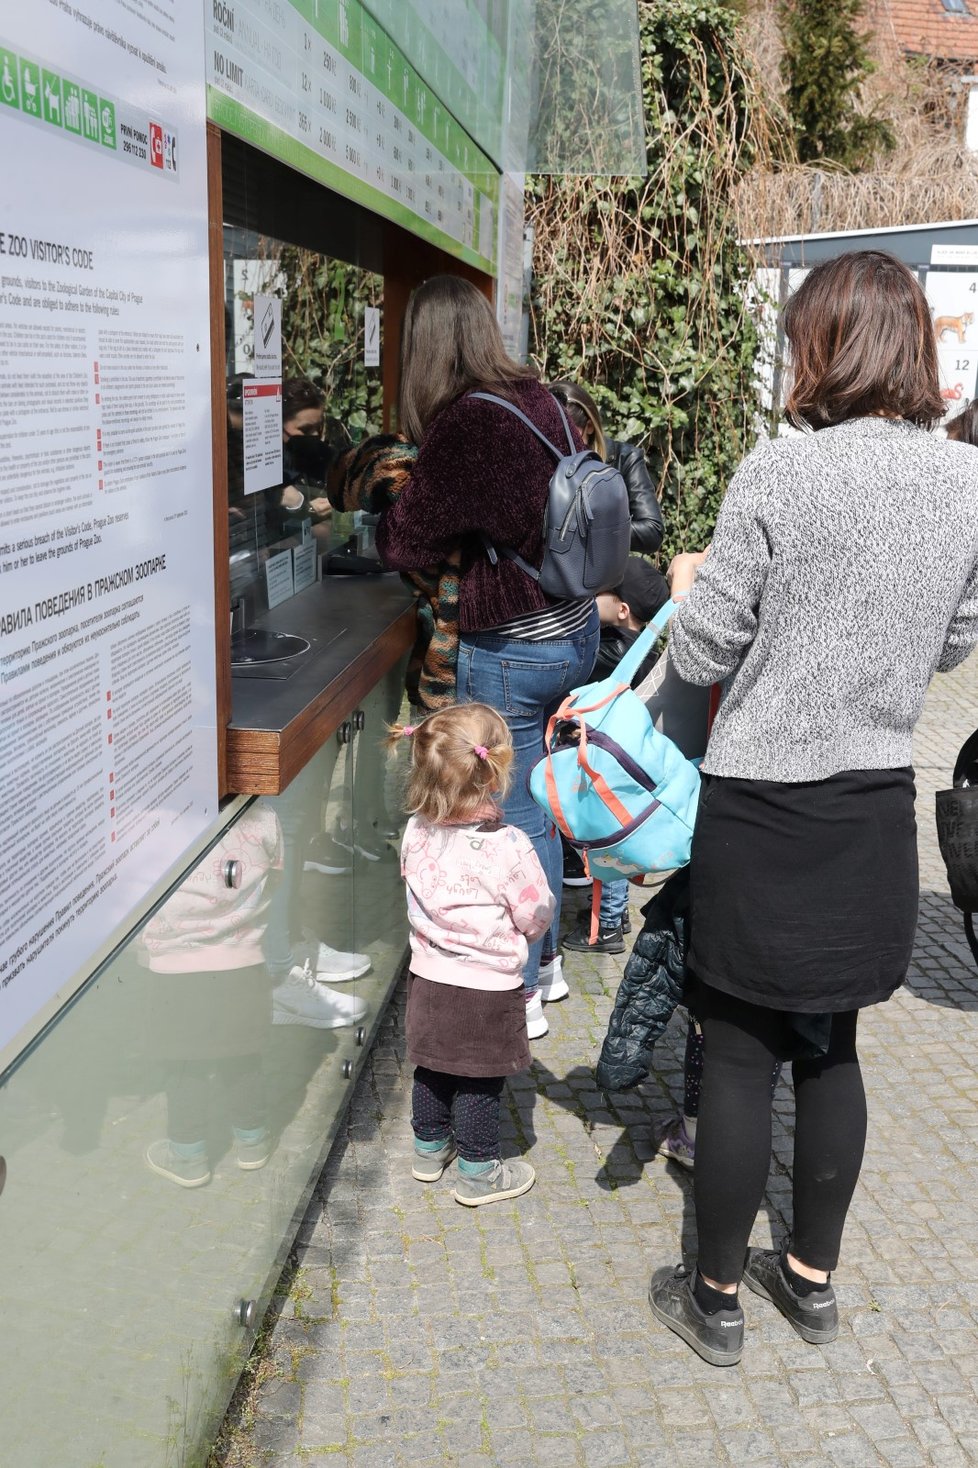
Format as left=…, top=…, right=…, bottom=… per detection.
left=223, top=222, right=384, bottom=635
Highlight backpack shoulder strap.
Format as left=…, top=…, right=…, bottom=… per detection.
left=469, top=391, right=566, bottom=461
left=614, top=600, right=678, bottom=686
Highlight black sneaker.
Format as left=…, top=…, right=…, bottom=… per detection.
left=579, top=905, right=630, bottom=935
left=562, top=849, right=591, bottom=887
left=648, top=1264, right=744, bottom=1367
left=562, top=921, right=625, bottom=954
left=742, top=1246, right=838, bottom=1344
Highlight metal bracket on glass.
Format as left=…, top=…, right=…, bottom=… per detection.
left=0, top=1156, right=6, bottom=1198
left=352, top=709, right=365, bottom=732
left=337, top=722, right=352, bottom=745
left=341, top=1059, right=353, bottom=1079
left=223, top=860, right=241, bottom=889
left=236, top=1299, right=257, bottom=1329
left=355, top=1026, right=365, bottom=1046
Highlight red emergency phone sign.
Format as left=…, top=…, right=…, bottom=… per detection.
left=150, top=122, right=164, bottom=169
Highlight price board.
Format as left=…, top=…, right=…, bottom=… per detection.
left=207, top=0, right=499, bottom=272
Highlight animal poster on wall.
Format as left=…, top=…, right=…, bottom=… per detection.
left=925, top=270, right=978, bottom=423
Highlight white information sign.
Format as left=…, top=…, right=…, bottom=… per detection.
left=243, top=380, right=284, bottom=493
left=926, top=270, right=978, bottom=421
left=931, top=244, right=978, bottom=267
left=292, top=540, right=317, bottom=594
left=0, top=4, right=216, bottom=1061
left=253, top=292, right=283, bottom=379
left=496, top=172, right=526, bottom=358
left=265, top=551, right=295, bottom=608
left=364, top=306, right=381, bottom=367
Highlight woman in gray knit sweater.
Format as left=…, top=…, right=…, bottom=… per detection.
left=648, top=250, right=978, bottom=1367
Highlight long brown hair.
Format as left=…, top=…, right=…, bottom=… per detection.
left=548, top=381, right=607, bottom=460
left=783, top=251, right=943, bottom=430
left=398, top=275, right=537, bottom=442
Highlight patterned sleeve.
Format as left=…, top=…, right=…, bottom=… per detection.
left=497, top=828, right=556, bottom=941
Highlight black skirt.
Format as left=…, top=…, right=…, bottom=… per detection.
left=406, top=973, right=531, bottom=1077
left=687, top=768, right=918, bottom=1014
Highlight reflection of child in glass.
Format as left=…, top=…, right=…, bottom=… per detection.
left=390, top=704, right=554, bottom=1207
left=140, top=806, right=283, bottom=1188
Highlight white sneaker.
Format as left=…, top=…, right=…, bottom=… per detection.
left=525, top=990, right=548, bottom=1039
left=272, top=962, right=368, bottom=1029
left=538, top=955, right=569, bottom=1003
left=299, top=938, right=371, bottom=983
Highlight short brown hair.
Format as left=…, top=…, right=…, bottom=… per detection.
left=398, top=275, right=536, bottom=442
left=946, top=401, right=978, bottom=447
left=783, top=251, right=943, bottom=430
left=387, top=703, right=513, bottom=825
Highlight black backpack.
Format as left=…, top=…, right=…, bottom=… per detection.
left=471, top=391, right=632, bottom=599
left=935, top=727, right=978, bottom=964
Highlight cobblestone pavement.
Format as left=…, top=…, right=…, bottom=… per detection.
left=226, top=660, right=978, bottom=1468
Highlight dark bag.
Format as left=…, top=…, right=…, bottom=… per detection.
left=471, top=391, right=631, bottom=598
left=595, top=869, right=689, bottom=1092
left=935, top=727, right=978, bottom=964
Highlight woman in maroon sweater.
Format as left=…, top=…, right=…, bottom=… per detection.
left=378, top=276, right=600, bottom=1038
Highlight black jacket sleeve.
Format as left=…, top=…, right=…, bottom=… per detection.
left=608, top=438, right=664, bottom=556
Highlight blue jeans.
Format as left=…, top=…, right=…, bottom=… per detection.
left=457, top=608, right=600, bottom=992
left=599, top=878, right=629, bottom=928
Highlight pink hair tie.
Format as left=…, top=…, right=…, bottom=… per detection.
left=474, top=744, right=489, bottom=761
left=402, top=725, right=416, bottom=737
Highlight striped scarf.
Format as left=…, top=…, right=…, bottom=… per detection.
left=329, top=434, right=459, bottom=711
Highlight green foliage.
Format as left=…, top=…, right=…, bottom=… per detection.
left=780, top=0, right=895, bottom=168
left=277, top=247, right=384, bottom=443
left=527, top=0, right=765, bottom=555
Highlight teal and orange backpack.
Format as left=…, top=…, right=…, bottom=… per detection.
left=529, top=600, right=703, bottom=937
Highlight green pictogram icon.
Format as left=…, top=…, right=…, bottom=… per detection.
left=98, top=97, right=115, bottom=148
left=0, top=50, right=19, bottom=109
left=63, top=80, right=81, bottom=133
left=81, top=87, right=99, bottom=140
left=42, top=70, right=62, bottom=126
left=19, top=58, right=40, bottom=116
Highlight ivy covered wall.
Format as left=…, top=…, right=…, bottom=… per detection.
left=527, top=0, right=767, bottom=557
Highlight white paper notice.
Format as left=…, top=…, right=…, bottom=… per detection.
left=243, top=381, right=284, bottom=493
left=265, top=551, right=295, bottom=608
left=253, top=292, right=283, bottom=379
left=926, top=271, right=978, bottom=421
left=292, top=540, right=317, bottom=593
left=364, top=306, right=381, bottom=367
left=0, top=6, right=216, bottom=1062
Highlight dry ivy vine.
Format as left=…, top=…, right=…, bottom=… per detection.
left=527, top=0, right=779, bottom=556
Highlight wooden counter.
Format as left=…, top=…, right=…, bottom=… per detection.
left=226, top=573, right=416, bottom=795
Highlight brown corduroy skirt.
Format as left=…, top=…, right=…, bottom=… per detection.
left=406, top=973, right=531, bottom=1077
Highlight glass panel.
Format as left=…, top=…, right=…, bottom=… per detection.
left=0, top=691, right=408, bottom=1464
left=352, top=664, right=411, bottom=1019
left=361, top=0, right=646, bottom=174
left=224, top=224, right=384, bottom=638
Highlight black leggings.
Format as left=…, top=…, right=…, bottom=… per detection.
left=694, top=985, right=866, bottom=1283
left=412, top=1067, right=505, bottom=1162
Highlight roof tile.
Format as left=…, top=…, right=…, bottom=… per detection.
left=874, top=0, right=978, bottom=62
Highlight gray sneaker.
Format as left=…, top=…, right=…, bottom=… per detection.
left=742, top=1246, right=838, bottom=1344
left=411, top=1138, right=457, bottom=1182
left=452, top=1158, right=536, bottom=1207
left=145, top=1140, right=211, bottom=1189
left=648, top=1264, right=744, bottom=1367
